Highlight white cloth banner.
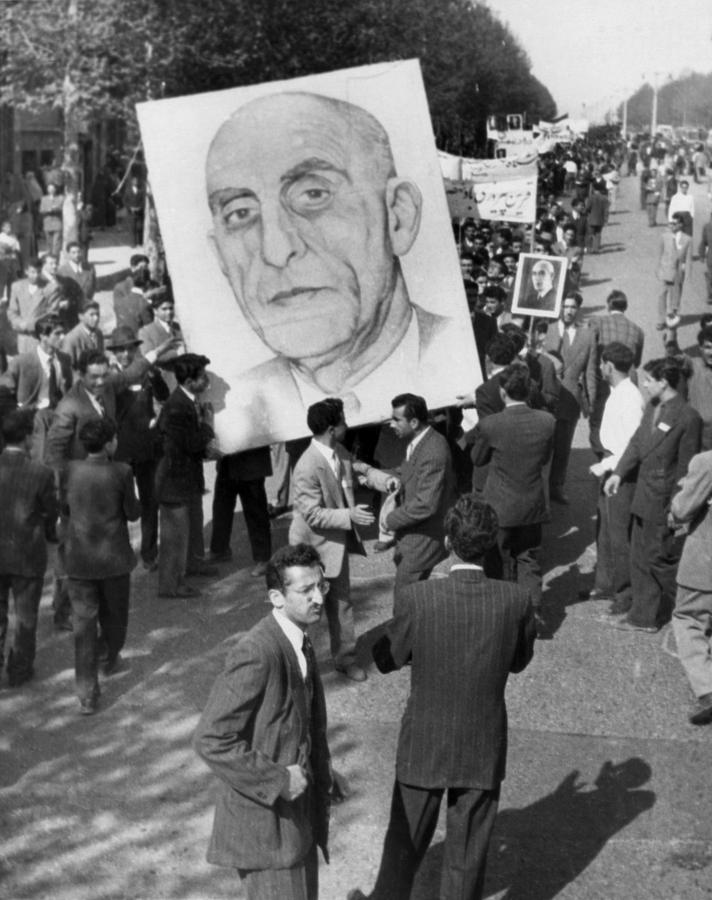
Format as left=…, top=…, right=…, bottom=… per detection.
left=439, top=151, right=538, bottom=223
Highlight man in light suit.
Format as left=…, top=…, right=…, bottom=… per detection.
left=348, top=495, right=535, bottom=900
left=0, top=410, right=57, bottom=687
left=604, top=358, right=702, bottom=633
left=542, top=293, right=597, bottom=503
left=57, top=241, right=96, bottom=302
left=194, top=543, right=332, bottom=900
left=7, top=257, right=46, bottom=354
left=471, top=364, right=555, bottom=625
left=113, top=253, right=153, bottom=334
left=290, top=398, right=394, bottom=681
left=385, top=393, right=455, bottom=611
left=657, top=213, right=691, bottom=330
left=670, top=450, right=712, bottom=725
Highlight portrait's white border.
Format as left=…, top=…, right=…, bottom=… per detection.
left=511, top=252, right=566, bottom=320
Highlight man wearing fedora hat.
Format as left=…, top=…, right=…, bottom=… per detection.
left=107, top=326, right=170, bottom=572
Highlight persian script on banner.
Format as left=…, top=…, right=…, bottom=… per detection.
left=439, top=151, right=538, bottom=224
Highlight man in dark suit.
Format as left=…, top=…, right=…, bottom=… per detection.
left=57, top=241, right=96, bottom=302
left=384, top=393, right=455, bottom=610
left=108, top=326, right=170, bottom=572
left=0, top=410, right=57, bottom=687
left=542, top=293, right=597, bottom=503
left=113, top=254, right=154, bottom=334
left=587, top=290, right=645, bottom=456
left=209, top=447, right=273, bottom=577
left=155, top=353, right=218, bottom=598
left=34, top=253, right=82, bottom=334
left=194, top=543, right=332, bottom=900
left=670, top=449, right=712, bottom=725
left=62, top=418, right=141, bottom=713
left=348, top=495, right=535, bottom=900
left=0, top=315, right=72, bottom=461
left=604, top=358, right=702, bottom=633
left=123, top=176, right=146, bottom=247
left=471, top=365, right=555, bottom=623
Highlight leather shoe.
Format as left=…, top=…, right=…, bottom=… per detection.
left=578, top=587, right=612, bottom=601
left=268, top=503, right=290, bottom=519
left=609, top=617, right=658, bottom=634
left=689, top=693, right=712, bottom=725
left=102, top=654, right=127, bottom=677
left=185, top=563, right=219, bottom=577
left=550, top=488, right=569, bottom=505
left=158, top=584, right=200, bottom=599
left=250, top=561, right=268, bottom=577
left=79, top=696, right=98, bottom=716
left=347, top=890, right=368, bottom=900
left=208, top=549, right=232, bottom=563
left=337, top=664, right=367, bottom=683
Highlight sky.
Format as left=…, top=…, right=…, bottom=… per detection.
left=484, top=0, right=712, bottom=121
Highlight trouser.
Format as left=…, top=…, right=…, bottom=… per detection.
left=658, top=279, right=682, bottom=323
left=705, top=267, right=712, bottom=301
left=587, top=225, right=603, bottom=253
left=44, top=229, right=62, bottom=255
left=549, top=417, right=578, bottom=491
left=0, top=574, right=44, bottom=683
left=496, top=523, right=543, bottom=609
left=369, top=779, right=500, bottom=900
left=133, top=459, right=159, bottom=564
left=628, top=515, right=683, bottom=628
left=238, top=843, right=318, bottom=900
left=325, top=554, right=357, bottom=668
left=393, top=547, right=434, bottom=615
left=127, top=209, right=144, bottom=246
left=588, top=384, right=608, bottom=458
left=210, top=465, right=271, bottom=562
left=672, top=585, right=712, bottom=698
left=595, top=478, right=635, bottom=605
left=158, top=495, right=204, bottom=593
left=68, top=574, right=130, bottom=701
left=646, top=201, right=659, bottom=226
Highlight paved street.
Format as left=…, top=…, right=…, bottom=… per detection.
left=1, top=175, right=711, bottom=900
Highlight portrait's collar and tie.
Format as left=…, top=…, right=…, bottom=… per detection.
left=290, top=310, right=421, bottom=418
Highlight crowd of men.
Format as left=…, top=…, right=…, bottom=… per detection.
left=2, top=132, right=712, bottom=900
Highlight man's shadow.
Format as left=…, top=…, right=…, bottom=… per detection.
left=412, top=758, right=655, bottom=900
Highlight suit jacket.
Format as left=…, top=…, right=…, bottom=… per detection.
left=472, top=366, right=549, bottom=422
left=372, top=568, right=535, bottom=789
left=471, top=404, right=555, bottom=527
left=0, top=449, right=57, bottom=577
left=698, top=219, right=712, bottom=272
left=543, top=321, right=597, bottom=421
left=57, top=262, right=96, bottom=301
left=155, top=387, right=214, bottom=502
left=45, top=356, right=152, bottom=470
left=61, top=323, right=105, bottom=369
left=585, top=191, right=609, bottom=227
left=658, top=231, right=691, bottom=283
left=289, top=441, right=364, bottom=578
left=113, top=367, right=170, bottom=464
left=672, top=450, right=712, bottom=590
left=588, top=312, right=644, bottom=368
left=0, top=348, right=72, bottom=408
left=138, top=318, right=184, bottom=357
left=194, top=613, right=331, bottom=870
left=615, top=395, right=702, bottom=524
left=8, top=278, right=46, bottom=352
left=114, top=283, right=154, bottom=334
left=385, top=427, right=455, bottom=573
left=61, top=457, right=140, bottom=578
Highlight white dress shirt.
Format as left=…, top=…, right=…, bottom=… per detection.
left=310, top=438, right=351, bottom=498
left=406, top=425, right=430, bottom=461
left=35, top=346, right=60, bottom=410
left=591, top=377, right=645, bottom=475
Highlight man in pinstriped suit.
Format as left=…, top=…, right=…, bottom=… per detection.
left=349, top=495, right=535, bottom=900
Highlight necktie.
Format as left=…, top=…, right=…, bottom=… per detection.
left=302, top=632, right=317, bottom=706
left=96, top=395, right=106, bottom=416
left=48, top=360, right=61, bottom=408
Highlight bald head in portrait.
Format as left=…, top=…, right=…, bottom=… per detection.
left=205, top=91, right=456, bottom=434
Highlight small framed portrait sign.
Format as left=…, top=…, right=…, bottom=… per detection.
left=511, top=253, right=566, bottom=319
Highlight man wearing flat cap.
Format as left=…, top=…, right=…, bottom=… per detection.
left=155, top=353, right=221, bottom=597
left=108, top=326, right=170, bottom=572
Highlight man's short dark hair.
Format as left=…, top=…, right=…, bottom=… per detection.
left=483, top=284, right=507, bottom=304
left=2, top=408, right=35, bottom=445
left=643, top=357, right=683, bottom=390
left=77, top=350, right=109, bottom=374
left=606, top=290, right=628, bottom=312
left=391, top=393, right=428, bottom=423
left=35, top=315, right=62, bottom=339
left=78, top=417, right=116, bottom=453
left=65, top=241, right=80, bottom=253
left=671, top=212, right=685, bottom=225
left=266, top=543, right=323, bottom=591
left=170, top=354, right=210, bottom=385
left=42, top=252, right=59, bottom=264
left=306, top=398, right=344, bottom=435
left=601, top=341, right=634, bottom=373
left=500, top=323, right=527, bottom=355
left=26, top=257, right=41, bottom=271
left=444, top=494, right=499, bottom=561
left=130, top=253, right=149, bottom=269
left=499, top=363, right=530, bottom=401
left=697, top=325, right=712, bottom=346
left=485, top=334, right=516, bottom=366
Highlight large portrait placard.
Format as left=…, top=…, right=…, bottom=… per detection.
left=137, top=59, right=480, bottom=452
left=511, top=253, right=566, bottom=319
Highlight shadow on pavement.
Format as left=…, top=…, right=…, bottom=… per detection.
left=412, top=757, right=655, bottom=900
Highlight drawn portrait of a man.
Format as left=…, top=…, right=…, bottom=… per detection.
left=138, top=61, right=478, bottom=451
left=511, top=253, right=566, bottom=319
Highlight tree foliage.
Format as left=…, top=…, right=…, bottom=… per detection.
left=0, top=0, right=556, bottom=157
left=623, top=72, right=712, bottom=133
